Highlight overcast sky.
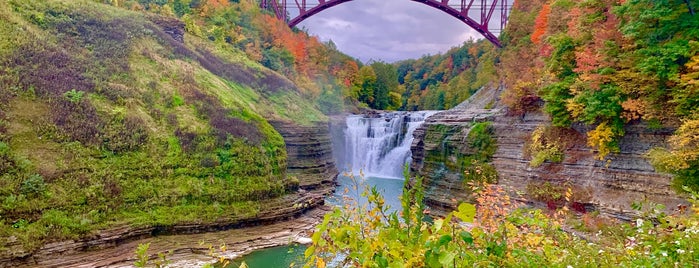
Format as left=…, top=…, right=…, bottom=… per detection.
left=296, top=0, right=483, bottom=63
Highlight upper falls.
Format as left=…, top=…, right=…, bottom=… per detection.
left=335, top=111, right=436, bottom=179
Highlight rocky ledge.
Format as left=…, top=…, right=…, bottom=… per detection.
left=3, top=188, right=330, bottom=268
left=492, top=112, right=688, bottom=219
left=410, top=109, right=501, bottom=215
left=271, top=120, right=339, bottom=191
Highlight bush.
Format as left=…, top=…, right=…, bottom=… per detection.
left=20, top=174, right=46, bottom=197
left=525, top=125, right=565, bottom=167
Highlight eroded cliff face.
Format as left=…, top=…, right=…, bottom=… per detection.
left=410, top=109, right=500, bottom=215
left=271, top=121, right=339, bottom=191
left=411, top=88, right=687, bottom=219
left=492, top=112, right=687, bottom=219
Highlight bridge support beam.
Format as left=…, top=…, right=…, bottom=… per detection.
left=260, top=0, right=510, bottom=47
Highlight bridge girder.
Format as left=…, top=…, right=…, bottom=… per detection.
left=260, top=0, right=511, bottom=48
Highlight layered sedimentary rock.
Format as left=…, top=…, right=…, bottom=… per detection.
left=1, top=189, right=328, bottom=267
left=492, top=112, right=687, bottom=219
left=271, top=121, right=339, bottom=190
left=411, top=87, right=686, bottom=218
left=410, top=109, right=500, bottom=214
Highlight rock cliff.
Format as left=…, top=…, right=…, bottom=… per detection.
left=410, top=109, right=500, bottom=215
left=270, top=121, right=339, bottom=191
left=491, top=112, right=687, bottom=219
left=411, top=87, right=687, bottom=218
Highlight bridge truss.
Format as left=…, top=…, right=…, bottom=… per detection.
left=259, top=0, right=511, bottom=47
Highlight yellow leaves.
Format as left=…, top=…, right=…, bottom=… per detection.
left=315, top=257, right=326, bottom=268
left=587, top=122, right=618, bottom=160
left=526, top=125, right=565, bottom=167
left=680, top=53, right=699, bottom=88
left=669, top=117, right=699, bottom=149
left=651, top=116, right=699, bottom=172
left=525, top=232, right=544, bottom=248
left=565, top=98, right=585, bottom=120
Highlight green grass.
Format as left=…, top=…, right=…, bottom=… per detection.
left=0, top=0, right=327, bottom=255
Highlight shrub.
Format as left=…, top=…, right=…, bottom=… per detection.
left=525, top=125, right=565, bottom=167
left=20, top=174, right=46, bottom=197
left=63, top=89, right=84, bottom=103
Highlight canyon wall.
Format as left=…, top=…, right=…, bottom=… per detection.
left=491, top=112, right=687, bottom=219
left=271, top=121, right=339, bottom=192
left=411, top=88, right=687, bottom=219
left=410, top=109, right=499, bottom=214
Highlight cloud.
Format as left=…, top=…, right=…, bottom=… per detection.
left=296, top=0, right=484, bottom=63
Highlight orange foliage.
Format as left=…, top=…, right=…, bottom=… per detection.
left=621, top=99, right=647, bottom=121
left=531, top=4, right=551, bottom=45
left=199, top=0, right=230, bottom=17
left=574, top=46, right=600, bottom=74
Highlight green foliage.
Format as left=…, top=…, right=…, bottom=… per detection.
left=20, top=174, right=46, bottom=197
left=546, top=33, right=577, bottom=79
left=308, top=175, right=699, bottom=267
left=396, top=40, right=495, bottom=110
left=467, top=122, right=497, bottom=162
left=63, top=89, right=85, bottom=103
left=541, top=78, right=574, bottom=127
left=316, top=85, right=344, bottom=115
left=370, top=61, right=399, bottom=110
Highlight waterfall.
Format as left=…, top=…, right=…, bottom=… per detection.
left=341, top=111, right=435, bottom=179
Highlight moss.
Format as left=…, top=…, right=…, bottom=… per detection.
left=423, top=122, right=498, bottom=184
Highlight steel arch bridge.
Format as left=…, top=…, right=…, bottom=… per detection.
left=259, top=0, right=511, bottom=47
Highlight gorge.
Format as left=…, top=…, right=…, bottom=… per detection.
left=1, top=0, right=697, bottom=266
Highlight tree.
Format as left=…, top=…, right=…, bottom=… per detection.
left=370, top=61, right=399, bottom=110
left=531, top=4, right=551, bottom=44
left=356, top=65, right=377, bottom=106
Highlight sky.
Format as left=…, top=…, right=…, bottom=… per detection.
left=295, top=0, right=483, bottom=63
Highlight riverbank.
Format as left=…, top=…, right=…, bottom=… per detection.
left=4, top=189, right=331, bottom=268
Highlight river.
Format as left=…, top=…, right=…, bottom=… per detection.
left=238, top=111, right=435, bottom=267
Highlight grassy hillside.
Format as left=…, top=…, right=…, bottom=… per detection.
left=0, top=0, right=326, bottom=253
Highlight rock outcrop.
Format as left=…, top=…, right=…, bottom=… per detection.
left=411, top=86, right=687, bottom=219
left=492, top=112, right=687, bottom=219
left=410, top=109, right=501, bottom=215
left=270, top=121, right=339, bottom=191
left=3, top=188, right=329, bottom=267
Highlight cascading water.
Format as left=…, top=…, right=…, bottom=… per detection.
left=342, top=111, right=436, bottom=178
